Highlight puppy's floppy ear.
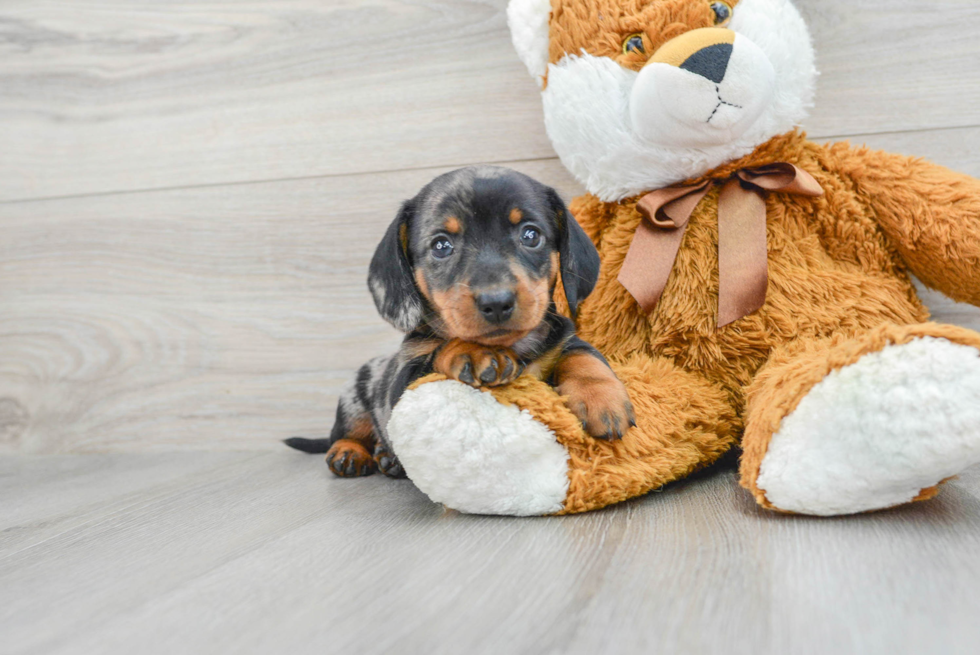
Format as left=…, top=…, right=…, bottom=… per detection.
left=548, top=188, right=600, bottom=318
left=368, top=199, right=425, bottom=332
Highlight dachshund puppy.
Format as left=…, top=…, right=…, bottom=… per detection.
left=285, top=166, right=634, bottom=478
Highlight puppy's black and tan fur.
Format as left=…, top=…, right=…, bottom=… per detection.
left=285, top=166, right=634, bottom=478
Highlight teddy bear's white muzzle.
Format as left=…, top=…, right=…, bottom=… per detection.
left=630, top=34, right=776, bottom=148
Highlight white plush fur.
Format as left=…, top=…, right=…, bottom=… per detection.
left=757, top=338, right=980, bottom=516
left=387, top=380, right=570, bottom=516
left=513, top=0, right=817, bottom=201
left=507, top=0, right=553, bottom=85
left=629, top=34, right=776, bottom=148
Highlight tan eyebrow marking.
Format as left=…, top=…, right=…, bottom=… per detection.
left=444, top=216, right=461, bottom=233
left=509, top=208, right=523, bottom=224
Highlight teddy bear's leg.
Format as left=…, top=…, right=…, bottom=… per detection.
left=387, top=354, right=738, bottom=516
left=740, top=323, right=980, bottom=516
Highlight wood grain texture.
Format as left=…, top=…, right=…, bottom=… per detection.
left=0, top=0, right=553, bottom=201
left=1, top=0, right=979, bottom=201
left=2, top=452, right=980, bottom=655
left=798, top=0, right=980, bottom=137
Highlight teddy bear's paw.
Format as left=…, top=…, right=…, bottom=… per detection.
left=756, top=336, right=980, bottom=516
left=432, top=339, right=522, bottom=388
left=326, top=439, right=377, bottom=478
left=387, top=379, right=569, bottom=516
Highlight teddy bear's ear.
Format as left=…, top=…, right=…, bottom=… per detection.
left=507, top=0, right=552, bottom=87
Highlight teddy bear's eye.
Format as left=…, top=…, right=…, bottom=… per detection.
left=710, top=1, right=733, bottom=26
left=622, top=33, right=645, bottom=55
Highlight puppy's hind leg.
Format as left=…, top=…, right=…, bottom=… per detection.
left=284, top=366, right=378, bottom=478
left=326, top=371, right=379, bottom=477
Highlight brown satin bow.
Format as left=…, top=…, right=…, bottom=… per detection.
left=618, top=163, right=824, bottom=327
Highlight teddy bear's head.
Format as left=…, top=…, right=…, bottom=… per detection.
left=508, top=0, right=816, bottom=201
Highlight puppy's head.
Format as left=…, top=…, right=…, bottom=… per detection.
left=368, top=166, right=599, bottom=345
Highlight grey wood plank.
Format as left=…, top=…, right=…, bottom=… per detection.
left=2, top=452, right=979, bottom=655
left=0, top=452, right=258, bottom=553
left=2, top=126, right=979, bottom=454
left=0, top=0, right=554, bottom=202
left=799, top=0, right=980, bottom=138
left=1, top=0, right=979, bottom=202
left=0, top=452, right=439, bottom=655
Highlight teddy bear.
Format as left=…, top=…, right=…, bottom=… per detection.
left=384, top=0, right=980, bottom=516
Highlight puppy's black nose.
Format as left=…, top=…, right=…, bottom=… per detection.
left=475, top=290, right=516, bottom=324
left=680, top=43, right=733, bottom=84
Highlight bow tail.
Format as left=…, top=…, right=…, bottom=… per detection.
left=618, top=218, right=690, bottom=315
left=717, top=179, right=769, bottom=327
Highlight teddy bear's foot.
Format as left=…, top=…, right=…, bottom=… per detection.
left=741, top=324, right=980, bottom=516
left=387, top=378, right=571, bottom=516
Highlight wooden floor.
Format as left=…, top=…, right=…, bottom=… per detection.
left=2, top=452, right=980, bottom=655
left=3, top=1, right=980, bottom=653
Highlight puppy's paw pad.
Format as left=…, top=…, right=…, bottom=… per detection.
left=326, top=439, right=377, bottom=477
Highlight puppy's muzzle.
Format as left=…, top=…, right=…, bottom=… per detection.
left=475, top=289, right=516, bottom=324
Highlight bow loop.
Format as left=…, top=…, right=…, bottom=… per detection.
left=618, top=163, right=824, bottom=327
left=737, top=163, right=824, bottom=196
left=636, top=181, right=711, bottom=230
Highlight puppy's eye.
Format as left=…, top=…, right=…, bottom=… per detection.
left=520, top=227, right=543, bottom=249
left=622, top=33, right=645, bottom=55
left=431, top=237, right=454, bottom=259
left=710, top=1, right=733, bottom=26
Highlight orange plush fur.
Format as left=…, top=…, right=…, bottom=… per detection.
left=551, top=127, right=980, bottom=510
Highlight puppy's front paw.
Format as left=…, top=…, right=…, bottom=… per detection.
left=326, top=439, right=377, bottom=477
left=560, top=378, right=635, bottom=440
left=433, top=339, right=521, bottom=388
left=374, top=450, right=407, bottom=479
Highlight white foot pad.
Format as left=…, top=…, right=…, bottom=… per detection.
left=387, top=380, right=569, bottom=516
left=757, top=337, right=980, bottom=515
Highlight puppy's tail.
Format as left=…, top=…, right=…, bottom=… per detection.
left=283, top=437, right=332, bottom=454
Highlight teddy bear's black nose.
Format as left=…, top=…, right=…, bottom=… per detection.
left=680, top=43, right=733, bottom=84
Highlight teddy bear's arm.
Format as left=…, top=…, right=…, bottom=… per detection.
left=840, top=146, right=980, bottom=306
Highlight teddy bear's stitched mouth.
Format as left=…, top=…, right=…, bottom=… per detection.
left=707, top=84, right=744, bottom=123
